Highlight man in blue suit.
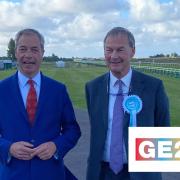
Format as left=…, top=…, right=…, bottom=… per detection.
left=0, top=28, right=81, bottom=180
left=85, top=27, right=170, bottom=180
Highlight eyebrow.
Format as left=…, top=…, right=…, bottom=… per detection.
left=105, top=46, right=125, bottom=49
left=18, top=45, right=26, bottom=48
left=18, top=45, right=39, bottom=48
left=31, top=46, right=39, bottom=49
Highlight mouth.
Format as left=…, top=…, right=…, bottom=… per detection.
left=109, top=58, right=124, bottom=64
left=110, top=61, right=121, bottom=64
left=23, top=61, right=35, bottom=65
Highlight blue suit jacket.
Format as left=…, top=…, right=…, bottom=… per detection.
left=0, top=72, right=81, bottom=180
left=85, top=70, right=170, bottom=180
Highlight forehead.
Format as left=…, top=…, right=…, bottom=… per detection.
left=105, top=34, right=129, bottom=46
left=17, top=33, right=41, bottom=47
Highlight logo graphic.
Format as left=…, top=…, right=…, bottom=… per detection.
left=129, top=127, right=180, bottom=172
left=123, top=95, right=142, bottom=127
left=136, top=138, right=180, bottom=161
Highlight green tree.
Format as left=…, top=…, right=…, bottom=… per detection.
left=7, top=38, right=16, bottom=60
left=171, top=52, right=178, bottom=58
left=52, top=53, right=59, bottom=61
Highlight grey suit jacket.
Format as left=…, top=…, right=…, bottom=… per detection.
left=85, top=70, right=170, bottom=180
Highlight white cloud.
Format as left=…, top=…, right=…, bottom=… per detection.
left=0, top=0, right=180, bottom=57
left=22, top=0, right=77, bottom=16
left=142, top=21, right=180, bottom=39
left=52, top=13, right=102, bottom=40
left=0, top=1, right=22, bottom=28
left=128, top=0, right=180, bottom=22
left=128, top=0, right=164, bottom=22
left=126, top=0, right=180, bottom=57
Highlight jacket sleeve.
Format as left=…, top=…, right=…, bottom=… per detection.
left=0, top=136, right=12, bottom=164
left=52, top=86, right=81, bottom=159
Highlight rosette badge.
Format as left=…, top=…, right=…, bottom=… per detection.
left=123, top=95, right=142, bottom=127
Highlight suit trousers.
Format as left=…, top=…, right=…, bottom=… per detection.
left=99, top=162, right=130, bottom=180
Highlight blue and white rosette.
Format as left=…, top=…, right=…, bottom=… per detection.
left=123, top=95, right=142, bottom=127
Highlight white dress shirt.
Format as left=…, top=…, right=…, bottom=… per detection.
left=103, top=68, right=132, bottom=163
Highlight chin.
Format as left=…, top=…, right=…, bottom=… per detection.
left=22, top=69, right=35, bottom=76
left=110, top=66, right=122, bottom=72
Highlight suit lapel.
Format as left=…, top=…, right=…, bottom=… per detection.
left=129, top=70, right=145, bottom=98
left=129, top=70, right=145, bottom=127
left=11, top=72, right=48, bottom=127
left=34, top=73, right=47, bottom=124
left=10, top=72, right=28, bottom=123
left=98, top=73, right=109, bottom=132
left=124, top=70, right=145, bottom=157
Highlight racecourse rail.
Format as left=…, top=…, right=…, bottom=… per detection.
left=73, top=60, right=180, bottom=78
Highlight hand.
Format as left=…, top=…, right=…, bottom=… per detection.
left=31, top=142, right=57, bottom=160
left=10, top=141, right=34, bottom=160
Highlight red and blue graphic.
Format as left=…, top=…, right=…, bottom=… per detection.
left=136, top=138, right=180, bottom=161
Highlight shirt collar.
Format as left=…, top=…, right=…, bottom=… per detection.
left=18, top=71, right=41, bottom=87
left=110, top=68, right=132, bottom=88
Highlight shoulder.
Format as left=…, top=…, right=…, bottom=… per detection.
left=0, top=73, right=16, bottom=88
left=86, top=73, right=109, bottom=88
left=132, top=70, right=162, bottom=85
left=41, top=74, right=66, bottom=89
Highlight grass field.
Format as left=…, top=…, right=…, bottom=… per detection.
left=0, top=63, right=179, bottom=126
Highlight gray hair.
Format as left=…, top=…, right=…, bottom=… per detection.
left=104, top=27, right=135, bottom=49
left=15, top=28, right=45, bottom=50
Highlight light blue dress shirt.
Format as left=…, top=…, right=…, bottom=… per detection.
left=103, top=68, right=132, bottom=163
left=18, top=71, right=41, bottom=108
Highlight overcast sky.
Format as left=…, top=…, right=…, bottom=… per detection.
left=0, top=0, right=180, bottom=58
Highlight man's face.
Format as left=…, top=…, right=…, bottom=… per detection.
left=15, top=33, right=44, bottom=78
left=104, top=34, right=135, bottom=78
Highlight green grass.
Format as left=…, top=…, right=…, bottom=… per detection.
left=0, top=64, right=179, bottom=126
left=151, top=74, right=180, bottom=127
left=41, top=64, right=107, bottom=108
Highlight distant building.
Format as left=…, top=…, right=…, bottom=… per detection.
left=56, top=61, right=65, bottom=68
left=0, top=60, right=13, bottom=70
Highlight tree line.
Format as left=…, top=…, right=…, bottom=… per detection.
left=0, top=39, right=73, bottom=62
left=1, top=38, right=179, bottom=61
left=150, top=53, right=179, bottom=58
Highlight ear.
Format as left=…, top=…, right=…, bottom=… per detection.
left=15, top=49, right=18, bottom=59
left=42, top=49, right=45, bottom=56
left=131, top=47, right=135, bottom=57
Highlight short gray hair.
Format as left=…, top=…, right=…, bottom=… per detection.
left=104, top=27, right=135, bottom=48
left=15, top=28, right=45, bottom=50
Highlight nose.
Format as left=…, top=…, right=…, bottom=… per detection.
left=111, top=50, right=119, bottom=59
left=24, top=49, right=33, bottom=58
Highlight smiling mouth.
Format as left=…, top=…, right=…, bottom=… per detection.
left=23, top=61, right=35, bottom=64
left=110, top=62, right=121, bottom=64
left=109, top=61, right=123, bottom=64
left=109, top=59, right=123, bottom=64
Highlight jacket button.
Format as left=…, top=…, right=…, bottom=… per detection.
left=30, top=139, right=35, bottom=143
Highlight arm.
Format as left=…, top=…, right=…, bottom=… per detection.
left=52, top=87, right=81, bottom=159
left=0, top=137, right=35, bottom=163
left=31, top=86, right=81, bottom=160
left=0, top=137, right=12, bottom=164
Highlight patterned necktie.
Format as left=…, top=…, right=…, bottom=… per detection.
left=110, top=80, right=124, bottom=174
left=26, top=79, right=37, bottom=125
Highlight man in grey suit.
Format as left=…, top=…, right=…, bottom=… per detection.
left=85, top=27, right=170, bottom=180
